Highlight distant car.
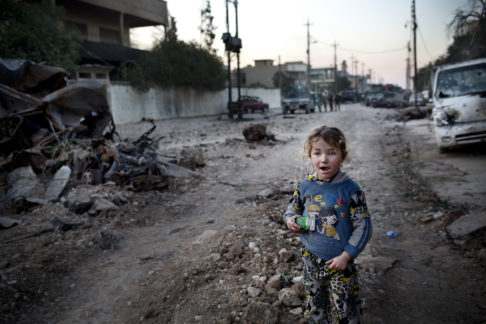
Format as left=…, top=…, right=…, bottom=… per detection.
left=409, top=92, right=425, bottom=106
left=339, top=90, right=356, bottom=103
left=365, top=92, right=381, bottom=106
left=231, top=95, right=269, bottom=113
left=431, top=58, right=486, bottom=151
left=282, top=85, right=313, bottom=114
left=375, top=92, right=406, bottom=108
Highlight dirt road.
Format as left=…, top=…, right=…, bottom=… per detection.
left=2, top=104, right=485, bottom=323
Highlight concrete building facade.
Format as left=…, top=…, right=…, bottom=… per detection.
left=49, top=0, right=169, bottom=81
left=240, top=60, right=308, bottom=89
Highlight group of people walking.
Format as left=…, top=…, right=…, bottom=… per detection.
left=318, top=93, right=341, bottom=112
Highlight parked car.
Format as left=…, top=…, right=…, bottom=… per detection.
left=373, top=92, right=406, bottom=108
left=229, top=95, right=269, bottom=114
left=365, top=92, right=381, bottom=106
left=241, top=96, right=269, bottom=113
left=431, top=58, right=486, bottom=151
left=339, top=90, right=356, bottom=103
left=408, top=92, right=425, bottom=106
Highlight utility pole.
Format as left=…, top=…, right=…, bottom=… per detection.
left=350, top=55, right=358, bottom=102
left=406, top=41, right=411, bottom=91
left=222, top=0, right=242, bottom=119
left=333, top=41, right=338, bottom=95
left=235, top=0, right=241, bottom=119
left=361, top=62, right=365, bottom=93
left=224, top=0, right=232, bottom=118
left=305, top=19, right=312, bottom=90
left=278, top=55, right=282, bottom=101
left=412, top=0, right=418, bottom=108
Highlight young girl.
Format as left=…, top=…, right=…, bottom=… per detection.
left=284, top=125, right=372, bottom=323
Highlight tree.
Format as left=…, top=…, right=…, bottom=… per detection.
left=335, top=76, right=351, bottom=92
left=200, top=0, right=217, bottom=53
left=272, top=71, right=295, bottom=96
left=445, top=0, right=486, bottom=63
left=0, top=0, right=80, bottom=73
left=136, top=40, right=225, bottom=91
left=414, top=0, right=485, bottom=90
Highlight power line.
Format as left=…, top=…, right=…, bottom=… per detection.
left=418, top=27, right=433, bottom=61
left=338, top=45, right=407, bottom=54
left=315, top=39, right=406, bottom=54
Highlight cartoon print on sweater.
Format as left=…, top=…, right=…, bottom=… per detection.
left=318, top=207, right=341, bottom=241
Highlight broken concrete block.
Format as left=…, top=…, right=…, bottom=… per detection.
left=6, top=166, right=39, bottom=200
left=41, top=165, right=71, bottom=203
left=93, top=198, right=119, bottom=213
left=446, top=212, right=486, bottom=239
left=64, top=187, right=93, bottom=214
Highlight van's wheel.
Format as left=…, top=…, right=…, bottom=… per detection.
left=439, top=147, right=449, bottom=154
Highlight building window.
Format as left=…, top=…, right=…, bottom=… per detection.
left=67, top=21, right=87, bottom=39
left=100, top=27, right=121, bottom=45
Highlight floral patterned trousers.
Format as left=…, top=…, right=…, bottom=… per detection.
left=302, top=246, right=363, bottom=324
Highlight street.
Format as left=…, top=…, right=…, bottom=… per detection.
left=2, top=104, right=485, bottom=323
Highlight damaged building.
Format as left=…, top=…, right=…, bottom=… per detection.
left=45, top=0, right=169, bottom=82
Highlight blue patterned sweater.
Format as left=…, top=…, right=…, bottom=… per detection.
left=284, top=171, right=372, bottom=260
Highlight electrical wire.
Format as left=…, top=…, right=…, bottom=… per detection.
left=315, top=39, right=406, bottom=54
left=417, top=26, right=434, bottom=61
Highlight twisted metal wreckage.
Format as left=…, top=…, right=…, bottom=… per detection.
left=0, top=59, right=193, bottom=224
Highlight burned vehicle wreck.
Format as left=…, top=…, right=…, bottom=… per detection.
left=0, top=59, right=185, bottom=212
left=431, top=58, right=486, bottom=151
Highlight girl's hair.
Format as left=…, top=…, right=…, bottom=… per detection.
left=303, top=126, right=348, bottom=160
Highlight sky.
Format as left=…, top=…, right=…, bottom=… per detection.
left=131, top=0, right=468, bottom=88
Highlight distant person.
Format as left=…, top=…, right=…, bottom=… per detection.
left=322, top=93, right=328, bottom=112
left=335, top=93, right=341, bottom=111
left=328, top=93, right=334, bottom=111
left=284, top=126, right=372, bottom=323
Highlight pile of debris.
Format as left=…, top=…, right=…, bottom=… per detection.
left=0, top=59, right=198, bottom=215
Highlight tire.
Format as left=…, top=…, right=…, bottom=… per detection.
left=439, top=146, right=450, bottom=154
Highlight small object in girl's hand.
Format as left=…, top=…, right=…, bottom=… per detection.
left=386, top=231, right=398, bottom=238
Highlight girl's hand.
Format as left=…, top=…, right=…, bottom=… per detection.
left=325, top=251, right=353, bottom=271
left=285, top=215, right=304, bottom=233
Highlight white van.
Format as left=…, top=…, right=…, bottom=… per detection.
left=431, top=58, right=486, bottom=151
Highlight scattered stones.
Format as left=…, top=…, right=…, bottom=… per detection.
left=247, top=286, right=261, bottom=298
left=99, top=231, right=122, bottom=250
left=93, top=198, right=119, bottom=213
left=289, top=307, right=303, bottom=315
left=267, top=273, right=282, bottom=290
left=244, top=302, right=279, bottom=324
left=356, top=254, right=397, bottom=275
left=279, top=248, right=293, bottom=262
left=278, top=288, right=302, bottom=307
left=257, top=188, right=276, bottom=199
left=242, top=124, right=276, bottom=143
left=178, top=147, right=205, bottom=170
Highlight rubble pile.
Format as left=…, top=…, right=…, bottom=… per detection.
left=242, top=124, right=276, bottom=144
left=0, top=59, right=197, bottom=214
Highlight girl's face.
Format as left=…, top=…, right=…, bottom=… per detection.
left=310, top=138, right=343, bottom=181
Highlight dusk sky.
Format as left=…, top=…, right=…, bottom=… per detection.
left=131, top=0, right=468, bottom=88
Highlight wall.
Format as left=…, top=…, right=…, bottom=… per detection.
left=107, top=84, right=281, bottom=125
